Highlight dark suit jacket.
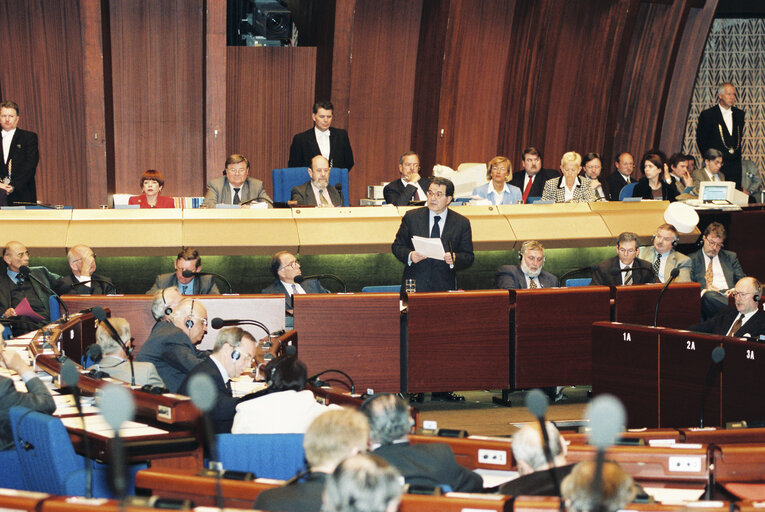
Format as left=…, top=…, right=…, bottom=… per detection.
left=591, top=256, right=657, bottom=287
left=0, top=375, right=56, bottom=450
left=383, top=177, right=431, bottom=206
left=262, top=279, right=329, bottom=311
left=253, top=472, right=328, bottom=512
left=509, top=168, right=559, bottom=200
left=0, top=266, right=60, bottom=334
left=374, top=441, right=483, bottom=492
left=288, top=127, right=354, bottom=171
left=689, top=309, right=765, bottom=340
left=290, top=181, right=343, bottom=207
left=147, top=273, right=220, bottom=295
left=0, top=128, right=39, bottom=205
left=697, top=105, right=745, bottom=161
left=135, top=321, right=208, bottom=393
left=579, top=171, right=610, bottom=201
left=494, top=265, right=559, bottom=289
left=605, top=172, right=632, bottom=201
left=498, top=464, right=575, bottom=497
left=391, top=207, right=474, bottom=292
left=688, top=249, right=745, bottom=290
left=632, top=177, right=679, bottom=202
left=179, top=357, right=236, bottom=434
left=56, top=272, right=116, bottom=295
left=203, top=176, right=271, bottom=208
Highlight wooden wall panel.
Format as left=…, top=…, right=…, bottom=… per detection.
left=109, top=0, right=205, bottom=198
left=205, top=0, right=227, bottom=184
left=0, top=0, right=87, bottom=208
left=225, top=47, right=316, bottom=193
left=345, top=0, right=422, bottom=204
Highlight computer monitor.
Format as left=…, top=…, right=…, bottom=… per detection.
left=698, top=181, right=736, bottom=203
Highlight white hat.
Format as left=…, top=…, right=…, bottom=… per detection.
left=664, top=202, right=699, bottom=233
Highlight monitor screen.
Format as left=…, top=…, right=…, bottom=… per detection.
left=701, top=184, right=730, bottom=201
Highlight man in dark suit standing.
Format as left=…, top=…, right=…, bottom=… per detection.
left=509, top=147, right=559, bottom=203
left=262, top=251, right=329, bottom=314
left=361, top=394, right=483, bottom=492
left=591, top=232, right=657, bottom=287
left=383, top=151, right=430, bottom=206
left=605, top=152, right=635, bottom=201
left=56, top=245, right=116, bottom=295
left=288, top=101, right=354, bottom=172
left=0, top=101, right=38, bottom=206
left=392, top=177, right=473, bottom=293
left=689, top=277, right=764, bottom=340
left=147, top=247, right=220, bottom=295
left=178, top=327, right=256, bottom=433
left=495, top=240, right=559, bottom=289
left=291, top=155, right=344, bottom=207
left=696, top=83, right=745, bottom=190
left=253, top=409, right=370, bottom=512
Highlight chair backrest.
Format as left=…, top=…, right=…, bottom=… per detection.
left=272, top=167, right=350, bottom=206
left=49, top=295, right=60, bottom=322
left=0, top=448, right=25, bottom=490
left=361, top=285, right=401, bottom=293
left=565, top=278, right=592, bottom=287
left=215, top=433, right=305, bottom=480
left=619, top=182, right=638, bottom=201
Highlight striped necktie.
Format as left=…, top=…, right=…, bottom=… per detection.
left=623, top=266, right=632, bottom=285
left=653, top=253, right=661, bottom=280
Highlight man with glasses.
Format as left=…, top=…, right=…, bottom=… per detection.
left=203, top=153, right=272, bottom=208
left=689, top=277, right=764, bottom=339
left=262, top=251, right=328, bottom=315
left=495, top=240, right=559, bottom=289
left=638, top=224, right=691, bottom=284
left=591, top=232, right=657, bottom=286
left=0, top=241, right=61, bottom=335
left=291, top=155, right=343, bottom=207
left=689, top=222, right=746, bottom=320
left=95, top=317, right=164, bottom=387
left=179, top=327, right=256, bottom=433
left=56, top=244, right=116, bottom=295
left=136, top=298, right=209, bottom=393
left=383, top=151, right=430, bottom=206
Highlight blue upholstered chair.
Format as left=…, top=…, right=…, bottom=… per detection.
left=361, top=285, right=402, bottom=293
left=215, top=433, right=305, bottom=480
left=619, top=182, right=638, bottom=201
left=0, top=448, right=25, bottom=489
left=565, top=278, right=592, bottom=287
left=10, top=406, right=145, bottom=497
left=272, top=167, right=350, bottom=206
left=48, top=295, right=61, bottom=322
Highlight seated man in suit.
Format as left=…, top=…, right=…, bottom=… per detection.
left=147, top=247, right=220, bottom=295
left=509, top=146, right=559, bottom=203
left=638, top=224, right=691, bottom=283
left=0, top=241, right=60, bottom=335
left=262, top=251, right=329, bottom=315
left=561, top=460, right=638, bottom=512
left=135, top=298, right=209, bottom=393
left=56, top=245, right=116, bottom=295
left=689, top=222, right=745, bottom=320
left=288, top=100, right=354, bottom=172
left=495, top=240, right=559, bottom=289
left=179, top=327, right=256, bottom=433
left=203, top=153, right=271, bottom=208
left=383, top=151, right=429, bottom=206
left=254, top=408, right=371, bottom=512
left=0, top=341, right=56, bottom=451
left=95, top=317, right=164, bottom=387
left=591, top=232, right=657, bottom=287
left=150, top=286, right=182, bottom=322
left=691, top=148, right=725, bottom=197
left=498, top=422, right=572, bottom=496
left=689, top=277, right=764, bottom=340
left=323, top=454, right=403, bottom=512
left=605, top=152, right=635, bottom=201
left=291, top=155, right=343, bottom=207
left=360, top=393, right=483, bottom=493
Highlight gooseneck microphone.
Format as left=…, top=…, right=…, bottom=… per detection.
left=307, top=369, right=356, bottom=394
left=295, top=274, right=347, bottom=293
left=210, top=317, right=271, bottom=338
left=240, top=196, right=274, bottom=207
left=586, top=394, right=626, bottom=512
left=653, top=267, right=680, bottom=327
left=700, top=346, right=725, bottom=428
left=61, top=359, right=94, bottom=498
left=525, top=389, right=562, bottom=503
left=92, top=306, right=136, bottom=386
left=18, top=265, right=70, bottom=322
left=97, top=384, right=135, bottom=501
left=188, top=373, right=224, bottom=508
left=181, top=269, right=234, bottom=294
left=558, top=265, right=598, bottom=284
left=61, top=277, right=117, bottom=294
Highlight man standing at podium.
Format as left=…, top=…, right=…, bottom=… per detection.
left=591, top=232, right=656, bottom=287
left=689, top=277, right=765, bottom=339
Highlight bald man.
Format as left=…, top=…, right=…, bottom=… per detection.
left=56, top=245, right=116, bottom=295
left=291, top=155, right=344, bottom=207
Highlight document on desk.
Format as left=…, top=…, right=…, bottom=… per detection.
left=61, top=415, right=168, bottom=438
left=642, top=487, right=705, bottom=504
left=412, top=236, right=445, bottom=260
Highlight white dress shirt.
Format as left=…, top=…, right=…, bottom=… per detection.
left=314, top=127, right=330, bottom=160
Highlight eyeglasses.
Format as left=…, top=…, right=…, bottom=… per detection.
left=402, top=163, right=420, bottom=169
left=731, top=291, right=753, bottom=299
left=704, top=238, right=724, bottom=249
left=426, top=190, right=447, bottom=199
left=281, top=260, right=300, bottom=270
left=227, top=168, right=247, bottom=175
left=618, top=247, right=636, bottom=255
left=72, top=252, right=97, bottom=264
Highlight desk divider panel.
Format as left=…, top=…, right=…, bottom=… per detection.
left=293, top=206, right=403, bottom=255
left=612, top=282, right=701, bottom=329
left=0, top=209, right=72, bottom=256
left=719, top=337, right=765, bottom=425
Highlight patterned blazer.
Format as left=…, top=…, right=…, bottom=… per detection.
left=541, top=176, right=598, bottom=203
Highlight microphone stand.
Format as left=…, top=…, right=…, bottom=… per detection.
left=653, top=268, right=680, bottom=327
left=93, top=307, right=135, bottom=386
left=182, top=270, right=234, bottom=294
left=19, top=266, right=69, bottom=322
left=61, top=360, right=94, bottom=498
left=296, top=274, right=347, bottom=293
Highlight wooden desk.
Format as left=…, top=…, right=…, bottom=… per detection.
left=612, top=282, right=701, bottom=329
left=679, top=427, right=765, bottom=445
left=710, top=444, right=765, bottom=484
left=0, top=488, right=48, bottom=512
left=405, top=290, right=510, bottom=392
left=409, top=434, right=515, bottom=471
left=592, top=322, right=664, bottom=428
left=511, top=286, right=610, bottom=388
left=718, top=337, right=765, bottom=424
left=562, top=429, right=682, bottom=445
left=293, top=293, right=401, bottom=393
left=513, top=496, right=729, bottom=512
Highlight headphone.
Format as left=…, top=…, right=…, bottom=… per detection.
left=518, top=241, right=546, bottom=263
left=185, top=299, right=196, bottom=329
left=231, top=348, right=241, bottom=360
left=752, top=279, right=762, bottom=303
left=162, top=288, right=174, bottom=316
left=651, top=233, right=678, bottom=249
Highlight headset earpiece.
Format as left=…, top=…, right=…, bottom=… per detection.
left=185, top=319, right=194, bottom=329
left=231, top=348, right=241, bottom=361
left=162, top=288, right=173, bottom=316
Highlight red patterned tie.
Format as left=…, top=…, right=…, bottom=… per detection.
left=522, top=177, right=534, bottom=203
